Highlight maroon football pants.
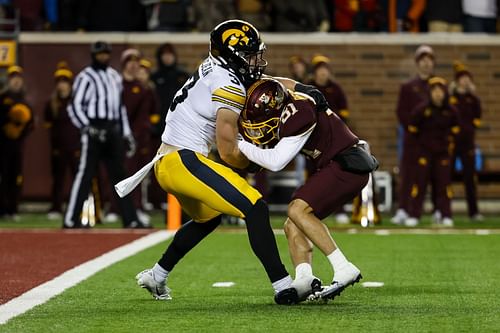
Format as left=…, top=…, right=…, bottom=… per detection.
left=293, top=161, right=368, bottom=220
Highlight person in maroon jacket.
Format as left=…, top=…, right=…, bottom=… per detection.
left=44, top=63, right=80, bottom=220
left=308, top=54, right=350, bottom=122
left=0, top=65, right=34, bottom=220
left=405, top=77, right=460, bottom=227
left=392, top=45, right=435, bottom=225
left=120, top=49, right=159, bottom=224
left=308, top=54, right=351, bottom=224
left=239, top=78, right=377, bottom=301
left=449, top=61, right=483, bottom=221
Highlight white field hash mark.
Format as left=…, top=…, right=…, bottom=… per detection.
left=0, top=230, right=175, bottom=325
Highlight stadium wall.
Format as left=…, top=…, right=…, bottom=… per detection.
left=16, top=33, right=500, bottom=200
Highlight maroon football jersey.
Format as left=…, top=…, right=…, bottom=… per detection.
left=278, top=92, right=358, bottom=169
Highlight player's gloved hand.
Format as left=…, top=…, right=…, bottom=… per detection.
left=124, top=135, right=136, bottom=158
left=294, top=83, right=329, bottom=112
left=246, top=161, right=263, bottom=173
left=82, top=126, right=107, bottom=142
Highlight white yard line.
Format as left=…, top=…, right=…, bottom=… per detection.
left=0, top=230, right=175, bottom=325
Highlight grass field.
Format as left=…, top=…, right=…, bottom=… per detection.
left=1, top=213, right=500, bottom=332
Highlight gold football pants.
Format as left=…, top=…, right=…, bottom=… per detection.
left=154, top=149, right=261, bottom=222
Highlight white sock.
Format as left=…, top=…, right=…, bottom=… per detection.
left=327, top=248, right=349, bottom=273
left=295, top=263, right=313, bottom=279
left=152, top=263, right=169, bottom=283
left=272, top=275, right=293, bottom=293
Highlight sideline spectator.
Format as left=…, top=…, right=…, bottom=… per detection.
left=0, top=65, right=34, bottom=220
left=44, top=62, right=80, bottom=220
left=121, top=49, right=159, bottom=223
left=308, top=54, right=350, bottom=224
left=236, top=0, right=271, bottom=31
left=143, top=0, right=191, bottom=31
left=384, top=0, right=426, bottom=32
left=192, top=0, right=236, bottom=31
left=405, top=77, right=459, bottom=227
left=462, top=0, right=498, bottom=33
left=427, top=0, right=463, bottom=32
left=449, top=61, right=483, bottom=221
left=392, top=45, right=434, bottom=225
left=270, top=0, right=330, bottom=32
left=309, top=55, right=349, bottom=122
left=75, top=0, right=146, bottom=31
left=150, top=43, right=188, bottom=137
left=149, top=43, right=188, bottom=208
left=330, top=0, right=385, bottom=32
left=288, top=56, right=309, bottom=83
left=63, top=41, right=145, bottom=229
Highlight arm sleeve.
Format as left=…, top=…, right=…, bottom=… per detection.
left=120, top=102, right=132, bottom=137
left=67, top=74, right=91, bottom=129
left=238, top=125, right=315, bottom=172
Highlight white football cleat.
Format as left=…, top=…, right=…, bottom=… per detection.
left=136, top=269, right=172, bottom=300
left=404, top=217, right=419, bottom=227
left=391, top=209, right=408, bottom=225
left=291, top=275, right=322, bottom=302
left=320, top=262, right=362, bottom=300
left=441, top=217, right=454, bottom=227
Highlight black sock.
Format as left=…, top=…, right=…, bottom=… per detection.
left=158, top=215, right=221, bottom=271
left=244, top=200, right=289, bottom=283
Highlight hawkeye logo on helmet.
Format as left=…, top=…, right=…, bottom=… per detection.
left=222, top=26, right=250, bottom=47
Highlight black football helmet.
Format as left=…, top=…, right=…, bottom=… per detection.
left=240, top=78, right=288, bottom=146
left=210, top=19, right=267, bottom=86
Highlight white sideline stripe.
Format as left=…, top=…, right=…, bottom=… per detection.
left=0, top=230, right=175, bottom=325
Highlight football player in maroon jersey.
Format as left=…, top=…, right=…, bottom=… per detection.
left=239, top=78, right=378, bottom=300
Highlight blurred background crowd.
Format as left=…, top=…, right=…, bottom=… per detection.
left=0, top=0, right=499, bottom=33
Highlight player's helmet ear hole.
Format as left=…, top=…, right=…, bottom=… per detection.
left=239, top=78, right=288, bottom=146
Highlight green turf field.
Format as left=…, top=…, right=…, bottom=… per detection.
left=1, top=224, right=500, bottom=332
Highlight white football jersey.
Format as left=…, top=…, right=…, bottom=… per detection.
left=161, top=55, right=246, bottom=156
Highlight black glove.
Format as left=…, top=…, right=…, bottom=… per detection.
left=82, top=126, right=107, bottom=142
left=124, top=135, right=136, bottom=158
left=246, top=161, right=263, bottom=174
left=295, top=83, right=329, bottom=112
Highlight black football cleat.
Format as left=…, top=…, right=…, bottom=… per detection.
left=274, top=287, right=299, bottom=305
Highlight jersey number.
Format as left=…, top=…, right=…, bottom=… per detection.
left=169, top=71, right=200, bottom=112
left=280, top=103, right=298, bottom=124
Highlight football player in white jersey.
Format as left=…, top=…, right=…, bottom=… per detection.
left=118, top=20, right=319, bottom=305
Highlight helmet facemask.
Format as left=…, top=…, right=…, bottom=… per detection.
left=240, top=116, right=279, bottom=146
left=237, top=47, right=267, bottom=85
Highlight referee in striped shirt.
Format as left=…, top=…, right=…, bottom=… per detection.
left=64, top=41, right=145, bottom=228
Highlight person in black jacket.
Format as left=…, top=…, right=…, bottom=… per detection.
left=150, top=43, right=189, bottom=136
